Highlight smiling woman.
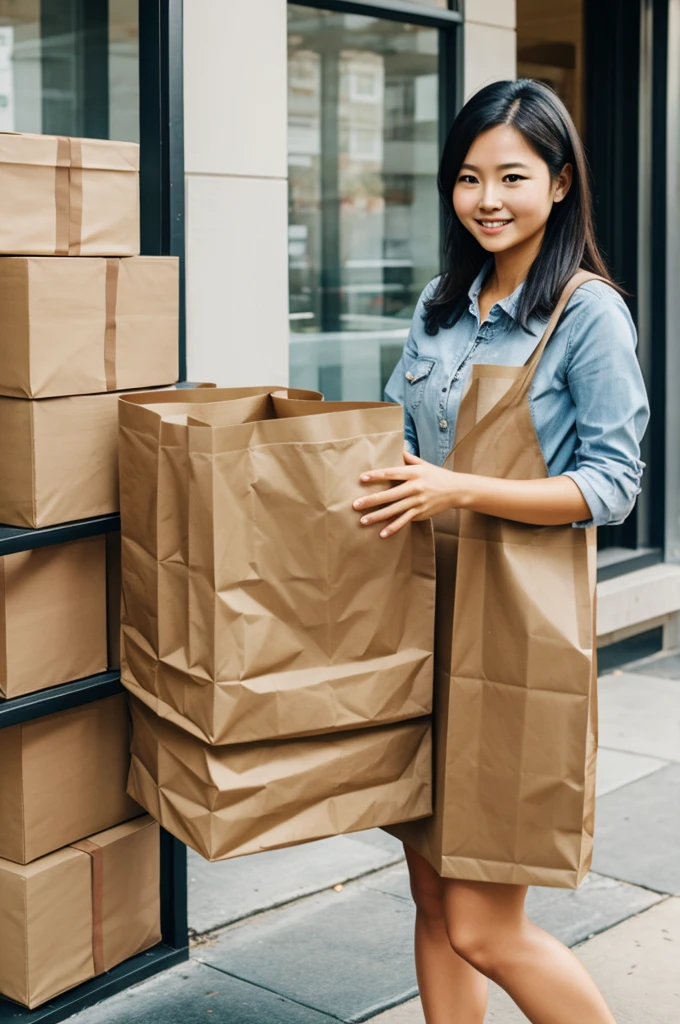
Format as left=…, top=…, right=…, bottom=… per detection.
left=353, top=78, right=649, bottom=1024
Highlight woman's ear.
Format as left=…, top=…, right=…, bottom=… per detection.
left=554, top=162, right=573, bottom=203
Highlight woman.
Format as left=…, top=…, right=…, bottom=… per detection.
left=353, top=80, right=649, bottom=1024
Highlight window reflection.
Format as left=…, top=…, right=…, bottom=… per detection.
left=516, top=0, right=584, bottom=132
left=0, top=0, right=138, bottom=141
left=288, top=6, right=441, bottom=401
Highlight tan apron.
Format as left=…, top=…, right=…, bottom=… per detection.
left=392, top=271, right=609, bottom=888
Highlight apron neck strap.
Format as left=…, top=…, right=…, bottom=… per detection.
left=523, top=270, right=613, bottom=380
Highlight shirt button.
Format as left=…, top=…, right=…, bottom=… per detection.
left=439, top=419, right=448, bottom=429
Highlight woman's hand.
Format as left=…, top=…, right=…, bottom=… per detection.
left=353, top=451, right=462, bottom=538
left=353, top=452, right=594, bottom=537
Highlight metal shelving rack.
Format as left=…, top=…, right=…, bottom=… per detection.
left=0, top=3, right=189, bottom=1021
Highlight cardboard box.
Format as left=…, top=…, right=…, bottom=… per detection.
left=0, top=816, right=160, bottom=1009
left=0, top=386, right=170, bottom=528
left=128, top=696, right=432, bottom=861
left=0, top=694, right=142, bottom=863
left=0, top=536, right=107, bottom=699
left=0, top=256, right=179, bottom=398
left=0, top=132, right=139, bottom=256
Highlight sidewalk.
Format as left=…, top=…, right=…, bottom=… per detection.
left=69, top=648, right=680, bottom=1023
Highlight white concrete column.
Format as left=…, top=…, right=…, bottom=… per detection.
left=183, top=0, right=290, bottom=387
left=464, top=0, right=517, bottom=101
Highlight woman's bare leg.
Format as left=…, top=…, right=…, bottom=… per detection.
left=442, top=880, right=616, bottom=1024
left=404, top=845, right=487, bottom=1023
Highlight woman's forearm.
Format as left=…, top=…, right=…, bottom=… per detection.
left=455, top=472, right=591, bottom=526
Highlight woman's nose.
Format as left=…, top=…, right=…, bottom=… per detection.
left=479, top=193, right=503, bottom=211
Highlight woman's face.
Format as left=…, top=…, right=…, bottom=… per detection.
left=452, top=124, right=571, bottom=254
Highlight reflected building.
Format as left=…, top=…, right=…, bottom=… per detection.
left=287, top=7, right=441, bottom=401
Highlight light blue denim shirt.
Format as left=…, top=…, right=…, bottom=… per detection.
left=385, top=263, right=650, bottom=527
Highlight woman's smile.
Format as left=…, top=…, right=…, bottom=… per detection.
left=476, top=218, right=514, bottom=234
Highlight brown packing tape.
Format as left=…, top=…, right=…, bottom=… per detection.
left=53, top=136, right=84, bottom=256
left=70, top=839, right=105, bottom=976
left=104, top=260, right=120, bottom=391
left=69, top=138, right=83, bottom=256
left=54, top=136, right=70, bottom=256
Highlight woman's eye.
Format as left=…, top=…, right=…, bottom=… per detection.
left=504, top=174, right=526, bottom=183
left=458, top=174, right=478, bottom=184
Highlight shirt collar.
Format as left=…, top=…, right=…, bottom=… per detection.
left=467, top=259, right=529, bottom=328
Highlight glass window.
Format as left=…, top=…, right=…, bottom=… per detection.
left=516, top=0, right=584, bottom=133
left=288, top=6, right=441, bottom=401
left=0, top=0, right=138, bottom=141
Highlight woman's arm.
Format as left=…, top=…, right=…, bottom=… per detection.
left=353, top=453, right=590, bottom=538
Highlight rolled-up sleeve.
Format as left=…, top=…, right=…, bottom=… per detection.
left=561, top=292, right=650, bottom=528
left=384, top=327, right=419, bottom=456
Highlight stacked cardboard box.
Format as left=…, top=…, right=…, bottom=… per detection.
left=0, top=698, right=161, bottom=1007
left=0, top=133, right=175, bottom=1008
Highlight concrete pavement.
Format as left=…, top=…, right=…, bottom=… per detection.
left=66, top=645, right=680, bottom=1023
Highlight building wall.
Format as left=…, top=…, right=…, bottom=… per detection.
left=464, top=0, right=517, bottom=100
left=182, top=1, right=517, bottom=385
left=183, top=0, right=290, bottom=386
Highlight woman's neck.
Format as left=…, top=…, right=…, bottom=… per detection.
left=487, top=231, right=544, bottom=298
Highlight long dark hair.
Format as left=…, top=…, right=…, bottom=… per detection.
left=424, top=78, right=618, bottom=335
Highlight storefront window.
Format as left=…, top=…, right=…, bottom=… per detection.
left=0, top=0, right=138, bottom=141
left=287, top=5, right=441, bottom=401
left=516, top=0, right=584, bottom=133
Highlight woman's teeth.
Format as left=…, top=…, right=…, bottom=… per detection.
left=480, top=220, right=511, bottom=227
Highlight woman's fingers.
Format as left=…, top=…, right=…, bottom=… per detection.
left=378, top=507, right=418, bottom=538
left=360, top=466, right=415, bottom=483
left=354, top=482, right=416, bottom=511
left=358, top=496, right=419, bottom=526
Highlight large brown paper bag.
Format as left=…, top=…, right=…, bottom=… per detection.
left=0, top=694, right=141, bottom=863
left=0, top=132, right=139, bottom=256
left=0, top=256, right=179, bottom=398
left=118, top=387, right=283, bottom=691
left=0, top=536, right=107, bottom=698
left=127, top=696, right=432, bottom=861
left=391, top=276, right=601, bottom=888
left=0, top=816, right=160, bottom=1009
left=119, top=388, right=435, bottom=745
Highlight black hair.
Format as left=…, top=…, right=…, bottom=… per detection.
left=423, top=78, right=619, bottom=335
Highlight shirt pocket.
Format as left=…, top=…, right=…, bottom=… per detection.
left=404, top=358, right=435, bottom=412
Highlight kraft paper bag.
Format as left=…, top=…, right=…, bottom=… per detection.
left=0, top=132, right=139, bottom=256
left=0, top=694, right=142, bottom=863
left=0, top=816, right=160, bottom=1009
left=0, top=384, right=207, bottom=528
left=119, top=388, right=435, bottom=745
left=391, top=275, right=601, bottom=888
left=0, top=256, right=179, bottom=398
left=0, top=536, right=107, bottom=698
left=128, top=696, right=432, bottom=861
left=118, top=387, right=282, bottom=685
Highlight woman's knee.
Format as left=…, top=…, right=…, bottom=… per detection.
left=404, top=846, right=445, bottom=922
left=446, top=921, right=502, bottom=977
left=443, top=883, right=528, bottom=979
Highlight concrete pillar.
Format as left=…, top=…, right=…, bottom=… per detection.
left=183, top=0, right=289, bottom=387
left=464, top=0, right=517, bottom=101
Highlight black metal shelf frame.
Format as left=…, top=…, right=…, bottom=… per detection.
left=0, top=2, right=189, bottom=1021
